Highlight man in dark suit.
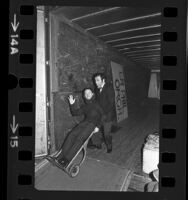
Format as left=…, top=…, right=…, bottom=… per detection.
left=92, top=72, right=116, bottom=153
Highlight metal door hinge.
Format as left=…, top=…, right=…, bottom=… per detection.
left=47, top=135, right=51, bottom=150
left=45, top=17, right=48, bottom=23
left=46, top=101, right=50, bottom=107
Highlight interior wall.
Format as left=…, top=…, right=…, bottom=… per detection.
left=51, top=18, right=150, bottom=149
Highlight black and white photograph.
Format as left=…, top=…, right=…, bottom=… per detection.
left=35, top=6, right=160, bottom=191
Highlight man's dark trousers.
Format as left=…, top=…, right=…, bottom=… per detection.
left=91, top=83, right=116, bottom=151
left=91, top=121, right=113, bottom=150
left=103, top=121, right=113, bottom=151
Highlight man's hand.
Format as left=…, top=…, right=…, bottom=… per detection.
left=93, top=127, right=99, bottom=133
left=68, top=95, right=76, bottom=105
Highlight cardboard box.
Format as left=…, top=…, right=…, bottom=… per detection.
left=142, top=134, right=159, bottom=174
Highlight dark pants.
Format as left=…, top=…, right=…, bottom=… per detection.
left=57, top=121, right=96, bottom=162
left=91, top=121, right=113, bottom=150
left=103, top=121, right=113, bottom=150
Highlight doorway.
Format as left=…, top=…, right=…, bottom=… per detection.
left=35, top=8, right=48, bottom=157
left=148, top=70, right=160, bottom=99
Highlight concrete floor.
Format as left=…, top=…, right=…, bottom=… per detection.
left=35, top=156, right=131, bottom=191
left=35, top=99, right=159, bottom=191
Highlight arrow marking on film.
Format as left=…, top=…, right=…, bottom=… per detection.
left=11, top=14, right=19, bottom=32
left=10, top=115, right=19, bottom=134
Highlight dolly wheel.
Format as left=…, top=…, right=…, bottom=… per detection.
left=70, top=165, right=80, bottom=177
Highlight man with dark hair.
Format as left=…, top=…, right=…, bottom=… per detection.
left=92, top=72, right=116, bottom=153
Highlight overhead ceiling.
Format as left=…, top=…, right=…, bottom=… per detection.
left=50, top=6, right=161, bottom=70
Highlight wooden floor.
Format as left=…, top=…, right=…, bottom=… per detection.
left=87, top=99, right=159, bottom=171
left=35, top=99, right=159, bottom=191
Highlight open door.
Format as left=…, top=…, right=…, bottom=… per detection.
left=35, top=8, right=48, bottom=157
left=148, top=70, right=160, bottom=99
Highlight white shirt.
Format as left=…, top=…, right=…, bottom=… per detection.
left=99, top=82, right=105, bottom=93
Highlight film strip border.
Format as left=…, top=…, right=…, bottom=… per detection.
left=8, top=1, right=187, bottom=200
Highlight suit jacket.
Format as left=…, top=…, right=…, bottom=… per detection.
left=95, top=83, right=116, bottom=122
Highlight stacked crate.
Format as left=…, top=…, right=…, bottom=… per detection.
left=142, top=133, right=159, bottom=174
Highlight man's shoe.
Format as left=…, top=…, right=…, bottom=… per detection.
left=57, top=158, right=69, bottom=168
left=106, top=144, right=112, bottom=153
left=107, top=148, right=112, bottom=153
left=54, top=158, right=61, bottom=165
